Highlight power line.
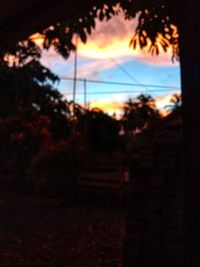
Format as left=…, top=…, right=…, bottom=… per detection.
left=60, top=76, right=180, bottom=90
left=84, top=79, right=87, bottom=109
left=73, top=34, right=78, bottom=109
left=63, top=89, right=178, bottom=96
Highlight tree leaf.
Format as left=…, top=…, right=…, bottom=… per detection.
left=79, top=30, right=87, bottom=43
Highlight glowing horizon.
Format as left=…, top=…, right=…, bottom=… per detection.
left=78, top=93, right=178, bottom=119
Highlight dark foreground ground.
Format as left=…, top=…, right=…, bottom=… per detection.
left=0, top=193, right=126, bottom=267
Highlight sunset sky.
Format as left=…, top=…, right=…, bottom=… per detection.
left=39, top=13, right=181, bottom=117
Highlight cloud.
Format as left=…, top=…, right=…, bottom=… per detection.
left=40, top=46, right=131, bottom=80
left=78, top=14, right=178, bottom=67
left=90, top=100, right=124, bottom=117
left=34, top=12, right=178, bottom=78
left=75, top=57, right=129, bottom=79
left=40, top=49, right=74, bottom=72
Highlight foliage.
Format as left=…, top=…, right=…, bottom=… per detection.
left=0, top=56, right=73, bottom=193
left=165, top=93, right=182, bottom=112
left=121, top=0, right=179, bottom=61
left=2, top=39, right=41, bottom=67
left=77, top=108, right=120, bottom=152
left=36, top=1, right=178, bottom=60
left=122, top=94, right=161, bottom=134
left=1, top=1, right=178, bottom=63
left=0, top=115, right=50, bottom=154
left=0, top=114, right=51, bottom=192
left=0, top=60, right=72, bottom=140
left=35, top=3, right=120, bottom=59
left=30, top=134, right=86, bottom=197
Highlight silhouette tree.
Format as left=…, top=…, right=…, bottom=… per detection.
left=77, top=108, right=120, bottom=152
left=0, top=58, right=74, bottom=191
left=123, top=94, right=160, bottom=134
left=165, top=93, right=182, bottom=112
left=0, top=59, right=72, bottom=140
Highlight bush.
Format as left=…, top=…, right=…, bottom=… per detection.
left=30, top=133, right=86, bottom=198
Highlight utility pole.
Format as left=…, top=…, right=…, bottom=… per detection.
left=84, top=79, right=87, bottom=110
left=72, top=34, right=78, bottom=132
left=84, top=79, right=87, bottom=133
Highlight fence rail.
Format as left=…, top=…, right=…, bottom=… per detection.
left=77, top=164, right=130, bottom=205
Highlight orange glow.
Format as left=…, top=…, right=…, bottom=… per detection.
left=88, top=94, right=175, bottom=118
left=78, top=21, right=174, bottom=66
left=90, top=100, right=123, bottom=118
left=155, top=94, right=175, bottom=116
left=29, top=33, right=44, bottom=46
left=155, top=94, right=172, bottom=108
left=78, top=37, right=135, bottom=59
left=171, top=24, right=179, bottom=38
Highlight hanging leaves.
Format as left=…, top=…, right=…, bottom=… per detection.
left=127, top=1, right=179, bottom=60
left=2, top=0, right=179, bottom=65
left=78, top=29, right=87, bottom=43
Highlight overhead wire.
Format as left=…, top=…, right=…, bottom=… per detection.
left=63, top=90, right=178, bottom=96
left=89, top=35, right=150, bottom=92
left=60, top=76, right=180, bottom=90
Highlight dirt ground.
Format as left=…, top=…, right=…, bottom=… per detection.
left=0, top=194, right=126, bottom=267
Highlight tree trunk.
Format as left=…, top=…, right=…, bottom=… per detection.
left=178, top=1, right=200, bottom=266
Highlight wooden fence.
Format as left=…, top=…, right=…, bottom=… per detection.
left=77, top=164, right=130, bottom=205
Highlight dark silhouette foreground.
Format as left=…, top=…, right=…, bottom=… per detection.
left=0, top=194, right=125, bottom=267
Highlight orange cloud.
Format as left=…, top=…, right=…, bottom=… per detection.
left=30, top=14, right=178, bottom=69
left=78, top=14, right=178, bottom=67
left=29, top=33, right=44, bottom=46
left=89, top=100, right=124, bottom=117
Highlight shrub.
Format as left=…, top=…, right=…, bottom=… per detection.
left=30, top=133, right=86, bottom=198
